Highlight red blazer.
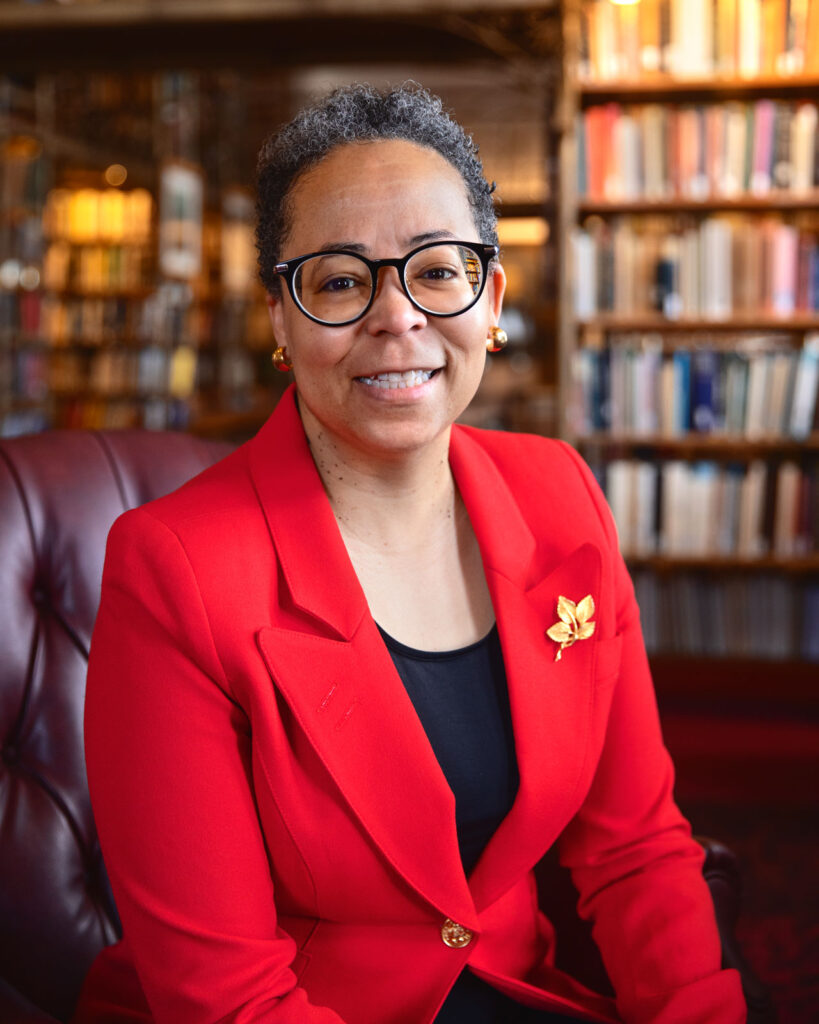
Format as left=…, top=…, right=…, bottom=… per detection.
left=76, top=388, right=745, bottom=1024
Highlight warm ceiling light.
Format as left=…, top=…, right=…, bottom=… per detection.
left=497, top=217, right=549, bottom=247
left=610, top=0, right=640, bottom=6
left=105, top=164, right=128, bottom=187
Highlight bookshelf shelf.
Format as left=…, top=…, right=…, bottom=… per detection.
left=578, top=434, right=819, bottom=457
left=190, top=405, right=273, bottom=440
left=578, top=315, right=819, bottom=334
left=578, top=192, right=819, bottom=216
left=627, top=554, right=819, bottom=574
left=47, top=288, right=155, bottom=301
left=577, top=74, right=819, bottom=106
left=50, top=389, right=177, bottom=401
left=498, top=201, right=555, bottom=219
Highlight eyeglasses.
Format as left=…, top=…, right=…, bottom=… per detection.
left=273, top=240, right=498, bottom=326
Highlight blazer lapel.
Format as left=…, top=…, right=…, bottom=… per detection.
left=449, top=429, right=604, bottom=913
left=250, top=390, right=477, bottom=928
left=248, top=394, right=607, bottom=926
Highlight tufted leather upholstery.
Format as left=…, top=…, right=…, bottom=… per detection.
left=0, top=430, right=231, bottom=1023
left=0, top=429, right=773, bottom=1024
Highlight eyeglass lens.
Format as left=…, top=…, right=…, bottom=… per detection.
left=292, top=244, right=484, bottom=324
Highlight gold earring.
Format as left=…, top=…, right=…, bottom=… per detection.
left=271, top=345, right=292, bottom=372
left=486, top=326, right=508, bottom=353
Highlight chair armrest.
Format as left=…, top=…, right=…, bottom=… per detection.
left=0, top=977, right=60, bottom=1024
left=697, top=836, right=776, bottom=1024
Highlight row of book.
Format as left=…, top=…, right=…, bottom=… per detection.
left=577, top=100, right=819, bottom=201
left=51, top=397, right=192, bottom=433
left=39, top=292, right=202, bottom=349
left=571, top=216, right=819, bottom=319
left=571, top=335, right=819, bottom=439
left=579, top=0, right=819, bottom=82
left=0, top=407, right=50, bottom=439
left=43, top=188, right=154, bottom=246
left=4, top=343, right=257, bottom=401
left=633, top=570, right=819, bottom=660
left=0, top=287, right=272, bottom=350
left=0, top=143, right=48, bottom=214
left=43, top=241, right=153, bottom=295
left=597, top=457, right=818, bottom=558
left=47, top=347, right=199, bottom=398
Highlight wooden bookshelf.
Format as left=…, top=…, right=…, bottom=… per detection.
left=559, top=0, right=819, bottom=671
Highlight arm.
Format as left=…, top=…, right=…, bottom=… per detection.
left=555, top=444, right=746, bottom=1024
left=85, top=509, right=344, bottom=1023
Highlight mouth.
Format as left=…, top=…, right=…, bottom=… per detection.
left=355, top=368, right=441, bottom=390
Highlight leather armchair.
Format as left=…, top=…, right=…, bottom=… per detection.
left=0, top=430, right=230, bottom=1023
left=0, top=429, right=773, bottom=1023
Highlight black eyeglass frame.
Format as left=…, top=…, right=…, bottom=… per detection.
left=273, top=240, right=499, bottom=327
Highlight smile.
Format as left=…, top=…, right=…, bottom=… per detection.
left=356, top=369, right=439, bottom=389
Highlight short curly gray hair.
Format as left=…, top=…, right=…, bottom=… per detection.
left=255, top=82, right=498, bottom=296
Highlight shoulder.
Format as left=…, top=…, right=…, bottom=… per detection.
left=458, top=425, right=572, bottom=471
left=457, top=424, right=610, bottom=511
left=453, top=425, right=619, bottom=557
left=107, top=441, right=262, bottom=563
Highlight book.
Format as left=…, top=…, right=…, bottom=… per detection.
left=774, top=460, right=802, bottom=555
left=791, top=102, right=818, bottom=193
left=750, top=100, right=775, bottom=194
left=691, top=348, right=720, bottom=431
left=738, top=0, right=762, bottom=77
left=788, top=333, right=819, bottom=437
left=737, top=459, right=768, bottom=555
left=771, top=224, right=800, bottom=316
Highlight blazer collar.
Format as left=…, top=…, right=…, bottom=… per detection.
left=248, top=387, right=368, bottom=640
left=251, top=389, right=604, bottom=920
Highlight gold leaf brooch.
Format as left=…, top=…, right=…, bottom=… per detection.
left=546, top=594, right=596, bottom=662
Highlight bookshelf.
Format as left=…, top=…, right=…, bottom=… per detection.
left=560, top=0, right=819, bottom=667
left=0, top=71, right=284, bottom=438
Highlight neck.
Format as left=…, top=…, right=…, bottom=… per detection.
left=298, top=404, right=457, bottom=551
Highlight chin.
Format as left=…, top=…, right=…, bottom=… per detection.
left=352, top=419, right=450, bottom=458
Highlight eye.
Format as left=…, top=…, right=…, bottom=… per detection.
left=421, top=265, right=456, bottom=281
left=411, top=260, right=461, bottom=284
left=321, top=275, right=359, bottom=293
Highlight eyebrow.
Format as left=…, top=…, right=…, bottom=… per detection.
left=316, top=230, right=460, bottom=255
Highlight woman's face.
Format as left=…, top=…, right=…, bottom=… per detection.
left=267, top=139, right=505, bottom=463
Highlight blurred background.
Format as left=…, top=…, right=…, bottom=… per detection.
left=0, top=0, right=816, bottom=1019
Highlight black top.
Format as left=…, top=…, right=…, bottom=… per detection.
left=379, top=625, right=588, bottom=1024
left=379, top=625, right=583, bottom=1024
left=378, top=624, right=522, bottom=1023
left=378, top=623, right=519, bottom=875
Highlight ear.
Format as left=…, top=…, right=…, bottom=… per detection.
left=486, top=262, right=506, bottom=326
left=266, top=293, right=289, bottom=347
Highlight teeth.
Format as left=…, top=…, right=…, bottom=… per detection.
left=358, top=369, right=434, bottom=389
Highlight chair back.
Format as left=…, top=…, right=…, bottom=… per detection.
left=0, top=430, right=231, bottom=1022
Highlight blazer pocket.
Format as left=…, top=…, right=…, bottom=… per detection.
left=593, top=633, right=623, bottom=690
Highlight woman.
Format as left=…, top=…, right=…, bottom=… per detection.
left=76, top=84, right=745, bottom=1023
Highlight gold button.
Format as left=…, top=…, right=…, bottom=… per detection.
left=441, top=918, right=473, bottom=948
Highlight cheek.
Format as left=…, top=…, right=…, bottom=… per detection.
left=289, top=325, right=352, bottom=380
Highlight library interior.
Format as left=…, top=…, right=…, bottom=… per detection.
left=0, top=1, right=817, bottom=1022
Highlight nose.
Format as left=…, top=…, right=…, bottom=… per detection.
left=364, top=266, right=427, bottom=336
